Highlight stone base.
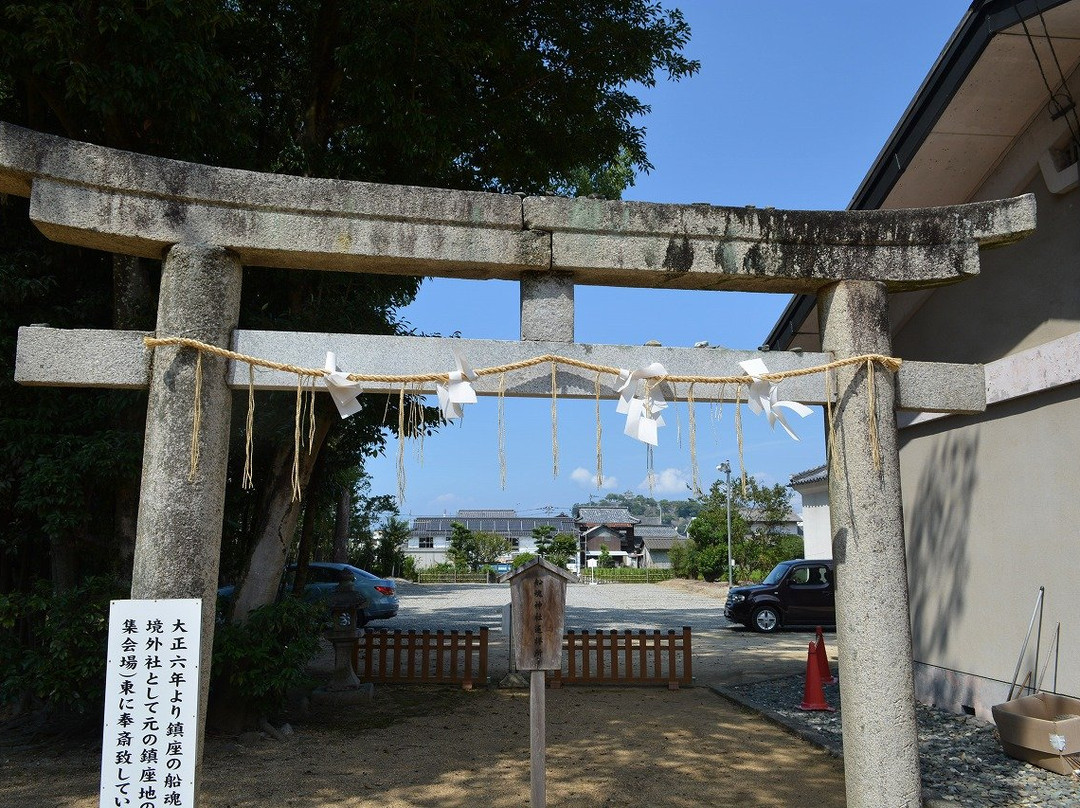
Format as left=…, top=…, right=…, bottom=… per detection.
left=310, top=682, right=375, bottom=706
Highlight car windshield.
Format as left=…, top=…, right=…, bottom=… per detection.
left=761, top=563, right=793, bottom=586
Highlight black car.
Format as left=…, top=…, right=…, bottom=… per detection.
left=724, top=559, right=835, bottom=633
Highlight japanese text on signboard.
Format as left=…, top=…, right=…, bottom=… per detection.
left=100, top=599, right=201, bottom=808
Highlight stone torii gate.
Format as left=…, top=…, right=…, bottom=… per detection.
left=4, top=122, right=1034, bottom=807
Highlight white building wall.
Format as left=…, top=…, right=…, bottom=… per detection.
left=404, top=535, right=540, bottom=568
left=799, top=485, right=832, bottom=560
left=789, top=476, right=831, bottom=560
left=891, top=99, right=1080, bottom=717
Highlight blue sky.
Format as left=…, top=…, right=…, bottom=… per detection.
left=366, top=1, right=973, bottom=518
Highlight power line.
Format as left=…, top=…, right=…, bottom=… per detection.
left=1014, top=1, right=1080, bottom=147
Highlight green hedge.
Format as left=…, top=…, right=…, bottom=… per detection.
left=581, top=568, right=674, bottom=583
left=416, top=570, right=493, bottom=584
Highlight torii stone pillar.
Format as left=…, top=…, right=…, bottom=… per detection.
left=132, top=244, right=242, bottom=784
left=819, top=280, right=918, bottom=807
left=3, top=122, right=1037, bottom=808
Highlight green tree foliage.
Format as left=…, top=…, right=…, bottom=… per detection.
left=375, top=515, right=411, bottom=578
left=474, top=532, right=512, bottom=569
left=668, top=539, right=698, bottom=579
left=446, top=523, right=474, bottom=571
left=598, top=545, right=616, bottom=569
left=348, top=513, right=410, bottom=578
left=696, top=544, right=728, bottom=583
left=0, top=0, right=698, bottom=630
left=532, top=524, right=557, bottom=557
left=550, top=148, right=638, bottom=200
left=446, top=523, right=511, bottom=572
left=0, top=575, right=127, bottom=717
left=547, top=533, right=579, bottom=569
left=530, top=525, right=578, bottom=568
left=573, top=491, right=702, bottom=527
left=687, top=477, right=803, bottom=582
left=510, top=552, right=537, bottom=568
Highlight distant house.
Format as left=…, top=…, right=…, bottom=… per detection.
left=574, top=506, right=642, bottom=568
left=406, top=506, right=689, bottom=570
left=637, top=523, right=680, bottom=569
left=406, top=509, right=576, bottom=568
left=789, top=465, right=830, bottom=560
left=744, top=508, right=802, bottom=538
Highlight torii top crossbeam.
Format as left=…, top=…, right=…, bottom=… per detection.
left=0, top=121, right=1033, bottom=293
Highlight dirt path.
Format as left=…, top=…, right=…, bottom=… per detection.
left=2, top=581, right=847, bottom=807
left=1, top=684, right=845, bottom=807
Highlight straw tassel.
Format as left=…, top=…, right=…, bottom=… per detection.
left=242, top=363, right=255, bottom=490
left=188, top=350, right=203, bottom=481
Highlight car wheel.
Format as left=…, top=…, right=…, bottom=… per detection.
left=752, top=606, right=781, bottom=633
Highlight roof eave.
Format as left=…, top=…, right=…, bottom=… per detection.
left=764, top=0, right=1072, bottom=350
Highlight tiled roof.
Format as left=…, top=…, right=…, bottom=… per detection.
left=790, top=464, right=828, bottom=485
left=635, top=525, right=679, bottom=538
left=745, top=508, right=801, bottom=524
left=576, top=507, right=639, bottom=526
left=640, top=534, right=680, bottom=551
left=410, top=514, right=576, bottom=538
left=636, top=525, right=681, bottom=551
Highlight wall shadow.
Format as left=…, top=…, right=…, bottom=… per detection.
left=905, top=431, right=978, bottom=662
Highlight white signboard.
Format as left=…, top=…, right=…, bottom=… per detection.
left=100, top=599, right=201, bottom=808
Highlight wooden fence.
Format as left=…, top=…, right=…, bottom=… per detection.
left=546, top=627, right=693, bottom=690
left=349, top=626, right=692, bottom=691
left=353, top=628, right=489, bottom=690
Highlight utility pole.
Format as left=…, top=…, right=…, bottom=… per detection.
left=717, top=462, right=733, bottom=587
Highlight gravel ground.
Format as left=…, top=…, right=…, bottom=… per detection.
left=721, top=675, right=1080, bottom=807
left=389, top=579, right=1080, bottom=806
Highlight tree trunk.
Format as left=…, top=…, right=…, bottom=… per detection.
left=111, top=254, right=156, bottom=580
left=333, top=486, right=350, bottom=563
left=292, top=497, right=319, bottom=595
left=228, top=404, right=334, bottom=621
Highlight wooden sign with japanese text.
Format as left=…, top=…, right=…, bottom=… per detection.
left=99, top=599, right=201, bottom=808
left=505, top=558, right=575, bottom=672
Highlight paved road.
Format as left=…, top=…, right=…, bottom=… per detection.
left=376, top=581, right=827, bottom=687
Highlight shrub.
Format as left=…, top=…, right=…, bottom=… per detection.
left=697, top=544, right=728, bottom=582
left=210, top=596, right=325, bottom=723
left=0, top=576, right=126, bottom=716
left=510, top=552, right=536, bottom=568
left=669, top=539, right=699, bottom=579
left=586, top=568, right=673, bottom=583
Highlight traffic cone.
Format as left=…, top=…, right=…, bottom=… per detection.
left=815, top=626, right=835, bottom=684
left=798, top=641, right=835, bottom=711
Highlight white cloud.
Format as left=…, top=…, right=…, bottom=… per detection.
left=434, top=493, right=458, bottom=503
left=570, top=466, right=618, bottom=490
left=637, top=467, right=691, bottom=495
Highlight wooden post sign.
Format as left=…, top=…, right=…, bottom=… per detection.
left=501, top=558, right=576, bottom=808
left=505, top=558, right=574, bottom=672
